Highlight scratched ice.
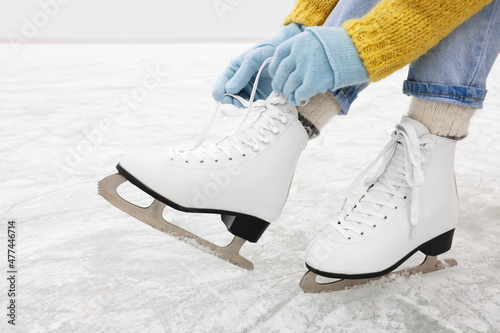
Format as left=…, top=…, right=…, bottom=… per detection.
left=0, top=44, right=499, bottom=332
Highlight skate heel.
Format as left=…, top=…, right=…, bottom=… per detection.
left=420, top=229, right=455, bottom=256
left=221, top=214, right=270, bottom=243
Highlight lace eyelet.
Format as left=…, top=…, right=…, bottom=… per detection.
left=185, top=160, right=189, bottom=164
left=394, top=206, right=398, bottom=210
left=373, top=224, right=377, bottom=228
left=384, top=216, right=387, bottom=220
left=215, top=159, right=219, bottom=163
left=338, top=221, right=341, bottom=225
left=229, top=157, right=233, bottom=161
left=404, top=196, right=407, bottom=200
left=200, top=160, right=204, bottom=164
left=360, top=232, right=364, bottom=236
left=348, top=236, right=351, bottom=240
left=242, top=154, right=246, bottom=157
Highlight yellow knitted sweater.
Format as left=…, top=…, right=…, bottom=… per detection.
left=284, top=0, right=492, bottom=81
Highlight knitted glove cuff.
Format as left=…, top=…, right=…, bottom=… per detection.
left=306, top=27, right=369, bottom=89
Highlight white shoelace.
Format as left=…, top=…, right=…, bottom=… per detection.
left=335, top=121, right=431, bottom=239
left=167, top=58, right=288, bottom=163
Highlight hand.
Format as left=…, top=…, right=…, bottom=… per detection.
left=269, top=27, right=369, bottom=105
left=212, top=23, right=303, bottom=107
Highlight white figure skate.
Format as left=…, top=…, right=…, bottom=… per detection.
left=99, top=60, right=308, bottom=270
left=300, top=116, right=458, bottom=292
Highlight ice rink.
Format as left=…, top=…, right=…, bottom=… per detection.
left=1, top=43, right=499, bottom=332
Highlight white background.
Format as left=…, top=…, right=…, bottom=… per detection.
left=0, top=0, right=296, bottom=41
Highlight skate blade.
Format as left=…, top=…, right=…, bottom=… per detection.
left=299, top=255, right=457, bottom=293
left=98, top=173, right=254, bottom=270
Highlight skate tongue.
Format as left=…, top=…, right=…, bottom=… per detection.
left=233, top=94, right=297, bottom=143
left=399, top=116, right=429, bottom=138
left=343, top=117, right=426, bottom=230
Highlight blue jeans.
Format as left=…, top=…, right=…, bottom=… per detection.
left=323, top=0, right=500, bottom=113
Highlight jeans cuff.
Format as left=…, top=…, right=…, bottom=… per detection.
left=329, top=86, right=359, bottom=115
left=403, top=80, right=487, bottom=109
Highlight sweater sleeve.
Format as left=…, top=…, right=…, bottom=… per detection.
left=284, top=0, right=340, bottom=26
left=343, top=0, right=493, bottom=82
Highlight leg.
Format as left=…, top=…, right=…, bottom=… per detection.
left=404, top=0, right=500, bottom=109
left=405, top=0, right=500, bottom=139
left=301, top=1, right=500, bottom=292
left=302, top=0, right=499, bottom=133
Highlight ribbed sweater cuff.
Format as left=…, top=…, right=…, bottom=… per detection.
left=342, top=0, right=492, bottom=82
left=284, top=0, right=340, bottom=26
left=307, top=27, right=369, bottom=89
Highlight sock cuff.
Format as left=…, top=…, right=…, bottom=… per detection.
left=298, top=114, right=320, bottom=139
left=297, top=92, right=342, bottom=139
left=408, top=98, right=476, bottom=140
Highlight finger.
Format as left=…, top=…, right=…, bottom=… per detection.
left=212, top=63, right=238, bottom=101
left=231, top=97, right=244, bottom=108
left=251, top=69, right=272, bottom=100
left=225, top=47, right=271, bottom=94
left=220, top=95, right=245, bottom=108
left=271, top=57, right=296, bottom=94
left=240, top=80, right=254, bottom=101
left=281, top=72, right=302, bottom=100
left=224, top=60, right=260, bottom=94
left=288, top=91, right=299, bottom=106
left=221, top=95, right=234, bottom=105
left=293, top=84, right=315, bottom=105
left=268, top=43, right=291, bottom=77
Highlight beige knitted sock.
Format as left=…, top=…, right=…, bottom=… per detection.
left=296, top=92, right=342, bottom=139
left=408, top=98, right=476, bottom=140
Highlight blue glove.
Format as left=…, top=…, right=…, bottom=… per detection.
left=268, top=27, right=370, bottom=105
left=212, top=23, right=303, bottom=107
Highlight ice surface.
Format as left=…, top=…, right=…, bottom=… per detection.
left=0, top=43, right=499, bottom=333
